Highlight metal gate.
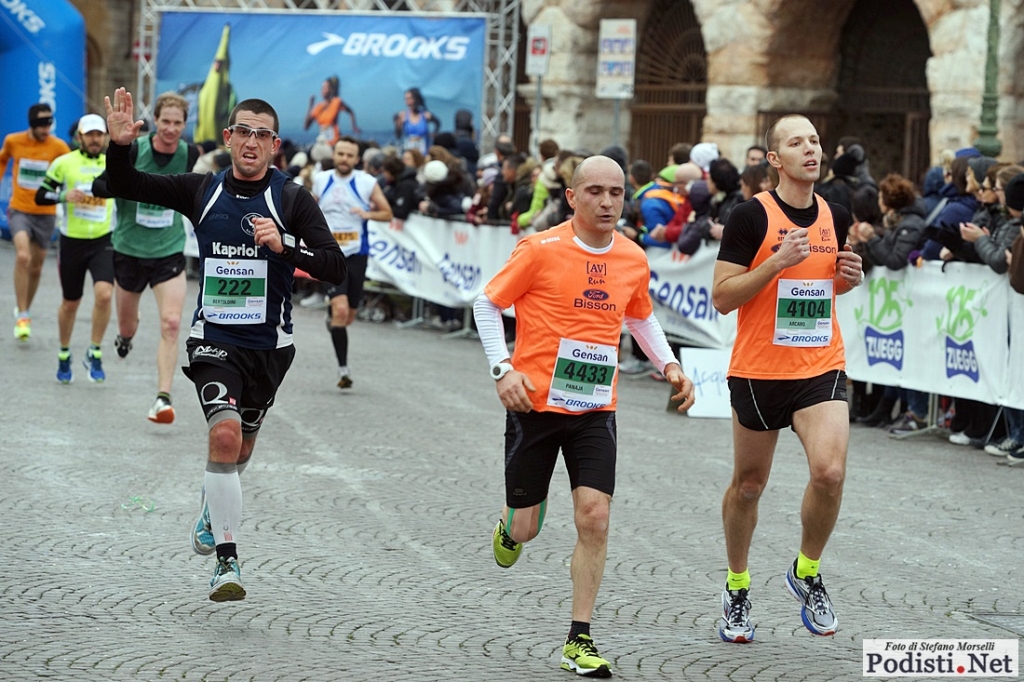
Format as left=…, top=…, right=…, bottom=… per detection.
left=628, top=0, right=706, bottom=167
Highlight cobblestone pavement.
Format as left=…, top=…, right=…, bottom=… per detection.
left=1, top=241, right=1021, bottom=681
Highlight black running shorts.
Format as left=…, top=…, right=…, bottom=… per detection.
left=58, top=233, right=114, bottom=301
left=326, top=253, right=368, bottom=309
left=503, top=410, right=617, bottom=508
left=183, top=339, right=296, bottom=434
left=113, top=251, right=186, bottom=293
left=729, top=369, right=848, bottom=432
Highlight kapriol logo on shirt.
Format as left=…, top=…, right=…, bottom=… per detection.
left=939, top=285, right=987, bottom=383
left=854, top=277, right=908, bottom=370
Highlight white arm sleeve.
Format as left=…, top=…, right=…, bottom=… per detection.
left=473, top=293, right=511, bottom=368
left=624, top=313, right=678, bottom=375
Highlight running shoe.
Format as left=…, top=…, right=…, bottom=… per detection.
left=887, top=411, right=926, bottom=435
left=56, top=352, right=73, bottom=384
left=617, top=357, right=652, bottom=376
left=491, top=519, right=522, bottom=568
left=299, top=292, right=328, bottom=309
left=718, top=587, right=755, bottom=643
left=785, top=561, right=838, bottom=636
left=209, top=556, right=245, bottom=602
left=948, top=431, right=971, bottom=445
left=114, top=334, right=133, bottom=359
left=147, top=395, right=175, bottom=424
left=83, top=347, right=105, bottom=382
left=985, top=437, right=1021, bottom=458
left=190, top=487, right=215, bottom=556
left=560, top=634, right=612, bottom=677
left=337, top=372, right=353, bottom=390
left=1006, top=446, right=1024, bottom=467
left=14, top=316, right=30, bottom=341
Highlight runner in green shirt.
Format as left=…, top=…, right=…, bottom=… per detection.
left=92, top=92, right=200, bottom=423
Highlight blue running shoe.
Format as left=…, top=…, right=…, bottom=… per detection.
left=83, top=347, right=105, bottom=382
left=56, top=353, right=73, bottom=384
left=785, top=561, right=839, bottom=636
left=209, top=557, right=245, bottom=602
left=190, top=487, right=215, bottom=556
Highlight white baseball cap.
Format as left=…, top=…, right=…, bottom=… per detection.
left=78, top=114, right=107, bottom=134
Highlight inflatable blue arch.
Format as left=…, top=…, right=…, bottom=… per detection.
left=1, top=0, right=85, bottom=239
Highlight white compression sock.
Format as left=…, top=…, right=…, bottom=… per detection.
left=204, top=463, right=243, bottom=547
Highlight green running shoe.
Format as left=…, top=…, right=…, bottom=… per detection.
left=491, top=519, right=522, bottom=568
left=561, top=634, right=612, bottom=677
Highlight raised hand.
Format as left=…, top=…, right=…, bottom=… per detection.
left=104, top=87, right=146, bottom=146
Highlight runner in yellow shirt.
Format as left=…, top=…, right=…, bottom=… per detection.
left=35, top=114, right=115, bottom=384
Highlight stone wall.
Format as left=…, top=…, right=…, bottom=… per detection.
left=70, top=0, right=137, bottom=116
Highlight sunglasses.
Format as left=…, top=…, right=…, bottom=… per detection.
left=228, top=124, right=277, bottom=142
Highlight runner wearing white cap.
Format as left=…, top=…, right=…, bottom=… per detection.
left=34, top=113, right=115, bottom=383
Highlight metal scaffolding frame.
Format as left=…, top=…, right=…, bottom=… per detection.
left=136, top=0, right=519, bottom=150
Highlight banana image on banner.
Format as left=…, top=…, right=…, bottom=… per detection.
left=194, top=24, right=237, bottom=144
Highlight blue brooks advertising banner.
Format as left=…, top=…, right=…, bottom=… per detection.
left=155, top=11, right=485, bottom=147
left=0, top=0, right=85, bottom=236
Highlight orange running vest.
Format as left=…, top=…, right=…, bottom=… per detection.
left=728, top=192, right=846, bottom=380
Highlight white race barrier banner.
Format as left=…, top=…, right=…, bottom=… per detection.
left=679, top=347, right=732, bottom=418
left=366, top=216, right=518, bottom=307
left=1007, top=293, right=1024, bottom=409
left=646, top=245, right=736, bottom=348
left=837, top=261, right=1018, bottom=407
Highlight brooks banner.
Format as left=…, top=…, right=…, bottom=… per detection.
left=366, top=216, right=517, bottom=307
left=155, top=11, right=485, bottom=147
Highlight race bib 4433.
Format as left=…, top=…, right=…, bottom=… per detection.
left=547, top=338, right=617, bottom=412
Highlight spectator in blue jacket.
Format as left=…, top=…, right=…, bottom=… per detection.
left=920, top=155, right=978, bottom=261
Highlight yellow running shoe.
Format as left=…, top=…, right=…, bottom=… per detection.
left=14, top=316, right=30, bottom=340
left=491, top=519, right=522, bottom=568
left=561, top=634, right=612, bottom=677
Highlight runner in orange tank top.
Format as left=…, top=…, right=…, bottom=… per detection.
left=474, top=155, right=695, bottom=676
left=2, top=103, right=71, bottom=340
left=710, top=114, right=863, bottom=643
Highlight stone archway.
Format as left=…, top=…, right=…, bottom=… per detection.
left=834, top=0, right=932, bottom=183
left=629, top=0, right=707, bottom=166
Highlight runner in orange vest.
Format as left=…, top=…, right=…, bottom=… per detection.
left=711, top=114, right=863, bottom=643
left=1, top=103, right=71, bottom=340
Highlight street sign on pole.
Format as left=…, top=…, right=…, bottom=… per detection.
left=525, top=24, right=551, bottom=78
left=596, top=19, right=636, bottom=100
left=526, top=24, right=551, bottom=155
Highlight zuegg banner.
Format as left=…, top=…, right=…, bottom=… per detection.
left=837, top=261, right=1014, bottom=407
left=155, top=11, right=485, bottom=147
